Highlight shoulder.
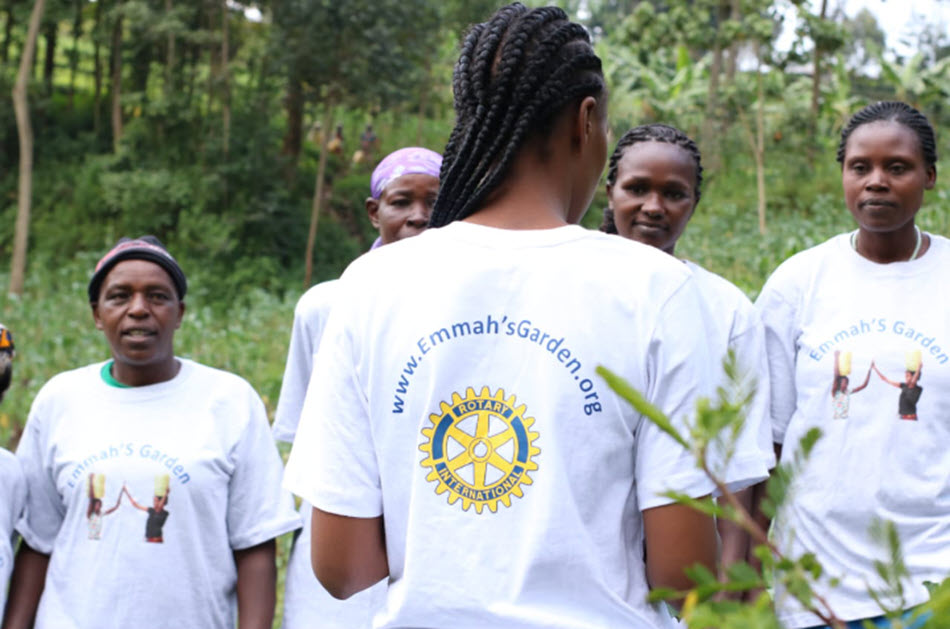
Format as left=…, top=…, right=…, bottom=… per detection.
left=33, top=362, right=106, bottom=401
left=758, top=233, right=847, bottom=302
left=294, top=279, right=341, bottom=320
left=685, top=261, right=753, bottom=307
left=178, top=359, right=259, bottom=400
left=0, top=447, right=19, bottom=474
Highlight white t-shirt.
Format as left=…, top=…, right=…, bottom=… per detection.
left=756, top=233, right=950, bottom=627
left=16, top=359, right=301, bottom=629
left=286, top=223, right=769, bottom=629
left=274, top=280, right=387, bottom=629
left=273, top=280, right=340, bottom=443
left=0, top=447, right=26, bottom=614
left=685, top=261, right=775, bottom=486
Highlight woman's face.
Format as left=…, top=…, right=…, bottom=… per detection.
left=92, top=259, right=184, bottom=383
left=606, top=141, right=698, bottom=255
left=842, top=121, right=935, bottom=235
left=367, top=173, right=439, bottom=245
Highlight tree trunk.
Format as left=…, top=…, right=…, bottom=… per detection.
left=304, top=99, right=336, bottom=288
left=754, top=49, right=767, bottom=235
left=809, top=0, right=829, bottom=159
left=93, top=0, right=103, bottom=133
left=281, top=74, right=304, bottom=169
left=68, top=0, right=82, bottom=110
left=10, top=0, right=48, bottom=296
left=2, top=5, right=14, bottom=64
left=164, top=0, right=175, bottom=96
left=725, top=0, right=741, bottom=83
left=43, top=19, right=57, bottom=95
left=221, top=0, right=230, bottom=157
left=111, top=2, right=124, bottom=152
left=702, top=0, right=729, bottom=171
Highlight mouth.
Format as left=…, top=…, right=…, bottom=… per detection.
left=634, top=222, right=669, bottom=233
left=859, top=199, right=897, bottom=210
left=122, top=328, right=157, bottom=339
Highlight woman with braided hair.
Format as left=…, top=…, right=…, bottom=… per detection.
left=756, top=101, right=944, bottom=628
left=285, top=5, right=766, bottom=627
left=602, top=123, right=774, bottom=588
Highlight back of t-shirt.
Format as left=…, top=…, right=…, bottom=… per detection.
left=286, top=223, right=743, bottom=629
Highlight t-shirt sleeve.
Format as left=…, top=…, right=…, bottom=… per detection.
left=272, top=299, right=320, bottom=444
left=283, top=295, right=381, bottom=518
left=635, top=278, right=718, bottom=510
left=755, top=277, right=799, bottom=445
left=711, top=310, right=776, bottom=491
left=0, top=450, right=26, bottom=542
left=227, top=389, right=302, bottom=550
left=15, top=400, right=65, bottom=554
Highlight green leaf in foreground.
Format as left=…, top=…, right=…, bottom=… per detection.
left=596, top=365, right=689, bottom=450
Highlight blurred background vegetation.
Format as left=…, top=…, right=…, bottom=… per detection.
left=1, top=1, right=949, bottom=625
left=1, top=0, right=949, bottom=448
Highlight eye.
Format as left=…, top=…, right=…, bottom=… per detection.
left=627, top=183, right=648, bottom=196
left=889, top=163, right=907, bottom=175
left=849, top=162, right=868, bottom=175
left=149, top=291, right=171, bottom=302
left=106, top=290, right=129, bottom=303
left=390, top=198, right=411, bottom=207
left=665, top=188, right=687, bottom=201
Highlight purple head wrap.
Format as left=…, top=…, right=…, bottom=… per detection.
left=370, top=147, right=442, bottom=199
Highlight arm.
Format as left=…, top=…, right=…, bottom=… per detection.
left=850, top=362, right=874, bottom=394
left=122, top=485, right=147, bottom=511
left=311, top=507, right=388, bottom=600
left=1, top=543, right=50, bottom=629
left=872, top=363, right=900, bottom=387
left=717, top=487, right=754, bottom=579
left=233, top=540, right=277, bottom=629
left=908, top=363, right=922, bottom=387
left=643, top=501, right=717, bottom=602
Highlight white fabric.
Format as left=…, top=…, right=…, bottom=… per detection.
left=273, top=280, right=340, bottom=443
left=286, top=223, right=769, bottom=629
left=0, top=447, right=26, bottom=614
left=684, top=261, right=775, bottom=488
left=756, top=233, right=950, bottom=627
left=15, top=359, right=301, bottom=629
left=275, top=280, right=387, bottom=629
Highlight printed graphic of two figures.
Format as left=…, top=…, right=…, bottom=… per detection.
left=832, top=349, right=923, bottom=420
left=87, top=473, right=170, bottom=542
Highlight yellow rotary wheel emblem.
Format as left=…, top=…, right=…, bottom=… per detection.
left=420, top=387, right=540, bottom=514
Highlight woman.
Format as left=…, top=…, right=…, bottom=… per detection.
left=601, top=123, right=774, bottom=577
left=5, top=237, right=300, bottom=629
left=0, top=323, right=25, bottom=620
left=284, top=5, right=766, bottom=627
left=274, top=147, right=441, bottom=629
left=756, top=101, right=944, bottom=629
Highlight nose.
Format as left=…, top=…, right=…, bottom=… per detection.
left=641, top=191, right=664, bottom=217
left=128, top=292, right=149, bottom=317
left=865, top=166, right=889, bottom=190
left=406, top=201, right=430, bottom=228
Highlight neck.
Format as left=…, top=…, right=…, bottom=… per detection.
left=111, top=358, right=180, bottom=387
left=853, top=223, right=927, bottom=263
left=463, top=147, right=577, bottom=230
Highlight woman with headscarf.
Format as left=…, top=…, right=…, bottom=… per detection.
left=5, top=238, right=300, bottom=629
left=275, top=147, right=441, bottom=629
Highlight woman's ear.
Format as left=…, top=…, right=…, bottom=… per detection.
left=366, top=197, right=381, bottom=229
left=573, top=96, right=599, bottom=150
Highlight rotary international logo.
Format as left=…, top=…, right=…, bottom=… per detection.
left=420, top=387, right=540, bottom=513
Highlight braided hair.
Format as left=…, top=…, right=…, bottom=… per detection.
left=429, top=3, right=606, bottom=228
left=837, top=101, right=938, bottom=168
left=600, top=123, right=703, bottom=234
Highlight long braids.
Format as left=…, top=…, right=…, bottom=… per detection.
left=837, top=101, right=937, bottom=168
left=430, top=3, right=605, bottom=228
left=601, top=123, right=703, bottom=234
